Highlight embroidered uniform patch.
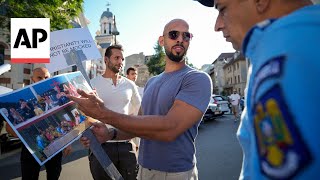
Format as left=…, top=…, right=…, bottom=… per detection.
left=253, top=85, right=311, bottom=179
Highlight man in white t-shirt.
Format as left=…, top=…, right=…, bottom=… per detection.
left=229, top=90, right=241, bottom=122
left=88, top=45, right=141, bottom=180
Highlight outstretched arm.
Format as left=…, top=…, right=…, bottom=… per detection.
left=69, top=90, right=203, bottom=142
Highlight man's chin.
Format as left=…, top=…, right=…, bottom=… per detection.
left=230, top=41, right=242, bottom=51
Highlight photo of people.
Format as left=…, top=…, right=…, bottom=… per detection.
left=71, top=109, right=87, bottom=125
left=0, top=72, right=92, bottom=165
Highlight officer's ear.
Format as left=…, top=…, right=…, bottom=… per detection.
left=255, top=0, right=270, bottom=13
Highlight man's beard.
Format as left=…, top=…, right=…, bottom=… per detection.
left=164, top=45, right=186, bottom=62
left=107, top=61, right=120, bottom=73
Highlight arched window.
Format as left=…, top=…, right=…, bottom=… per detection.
left=103, top=22, right=107, bottom=34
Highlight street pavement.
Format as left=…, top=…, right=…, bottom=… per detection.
left=0, top=114, right=242, bottom=180
left=197, top=114, right=243, bottom=179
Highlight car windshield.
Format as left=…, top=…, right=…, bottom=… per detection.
left=213, top=96, right=224, bottom=101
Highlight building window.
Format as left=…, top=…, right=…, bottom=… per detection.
left=237, top=62, right=239, bottom=69
left=72, top=65, right=77, bottom=72
left=231, top=78, right=232, bottom=84
left=234, top=76, right=237, bottom=84
left=24, top=68, right=31, bottom=74
left=103, top=22, right=107, bottom=34
left=23, top=79, right=30, bottom=85
left=0, top=77, right=11, bottom=84
left=109, top=23, right=112, bottom=34
left=239, top=88, right=241, bottom=95
left=238, top=75, right=240, bottom=83
left=0, top=44, right=5, bottom=65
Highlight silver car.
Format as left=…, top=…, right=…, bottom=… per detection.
left=203, top=98, right=222, bottom=121
left=212, top=95, right=230, bottom=115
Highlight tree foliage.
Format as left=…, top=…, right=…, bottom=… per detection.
left=185, top=57, right=197, bottom=69
left=147, top=41, right=165, bottom=75
left=0, top=0, right=84, bottom=33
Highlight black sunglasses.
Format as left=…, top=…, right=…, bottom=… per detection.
left=165, top=30, right=193, bottom=42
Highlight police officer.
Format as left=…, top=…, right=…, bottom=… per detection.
left=196, top=0, right=319, bottom=179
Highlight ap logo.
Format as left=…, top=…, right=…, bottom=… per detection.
left=11, top=18, right=50, bottom=63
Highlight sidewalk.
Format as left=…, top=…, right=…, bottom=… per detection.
left=39, top=156, right=93, bottom=180
left=39, top=140, right=93, bottom=180
left=1, top=140, right=94, bottom=180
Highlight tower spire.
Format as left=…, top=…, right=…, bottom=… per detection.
left=106, top=1, right=111, bottom=10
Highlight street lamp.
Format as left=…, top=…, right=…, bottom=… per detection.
left=111, top=15, right=119, bottom=45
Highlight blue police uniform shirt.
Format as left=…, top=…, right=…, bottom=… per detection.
left=139, top=65, right=212, bottom=172
left=238, top=4, right=320, bottom=180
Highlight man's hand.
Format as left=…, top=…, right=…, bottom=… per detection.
left=62, top=145, right=72, bottom=157
left=67, top=89, right=106, bottom=119
left=80, top=121, right=111, bottom=148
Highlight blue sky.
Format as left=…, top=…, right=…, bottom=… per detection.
left=83, top=0, right=235, bottom=68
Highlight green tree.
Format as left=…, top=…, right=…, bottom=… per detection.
left=0, top=0, right=84, bottom=33
left=185, top=57, right=197, bottom=69
left=147, top=41, right=165, bottom=75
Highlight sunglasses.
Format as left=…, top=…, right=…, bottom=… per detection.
left=165, top=30, right=193, bottom=42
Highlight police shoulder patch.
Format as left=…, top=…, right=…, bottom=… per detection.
left=253, top=85, right=312, bottom=179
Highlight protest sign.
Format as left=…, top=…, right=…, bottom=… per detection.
left=46, top=28, right=101, bottom=73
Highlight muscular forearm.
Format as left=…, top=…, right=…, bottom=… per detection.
left=113, top=129, right=135, bottom=141
left=101, top=109, right=178, bottom=142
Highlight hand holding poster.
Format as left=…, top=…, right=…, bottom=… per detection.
left=0, top=71, right=93, bottom=165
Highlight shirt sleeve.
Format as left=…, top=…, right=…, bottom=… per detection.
left=176, top=71, right=212, bottom=113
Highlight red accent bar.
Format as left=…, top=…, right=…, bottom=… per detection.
left=11, top=58, right=50, bottom=63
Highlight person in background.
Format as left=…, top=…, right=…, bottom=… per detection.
left=84, top=45, right=141, bottom=180
left=229, top=89, right=241, bottom=122
left=6, top=67, right=72, bottom=180
left=126, top=66, right=144, bottom=98
left=69, top=19, right=212, bottom=180
left=126, top=66, right=143, bottom=152
left=196, top=0, right=320, bottom=179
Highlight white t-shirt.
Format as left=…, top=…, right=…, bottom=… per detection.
left=229, top=93, right=241, bottom=106
left=91, top=75, right=141, bottom=115
left=91, top=75, right=141, bottom=143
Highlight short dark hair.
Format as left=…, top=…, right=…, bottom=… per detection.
left=104, top=45, right=123, bottom=58
left=126, top=67, right=137, bottom=75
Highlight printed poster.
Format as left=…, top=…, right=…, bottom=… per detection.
left=0, top=71, right=93, bottom=165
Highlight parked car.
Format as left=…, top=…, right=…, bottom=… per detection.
left=203, top=98, right=222, bottom=121
left=212, top=95, right=230, bottom=114
left=203, top=95, right=231, bottom=121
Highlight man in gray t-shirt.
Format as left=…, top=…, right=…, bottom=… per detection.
left=70, top=19, right=212, bottom=180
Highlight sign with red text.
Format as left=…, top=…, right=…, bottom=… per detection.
left=11, top=18, right=50, bottom=63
